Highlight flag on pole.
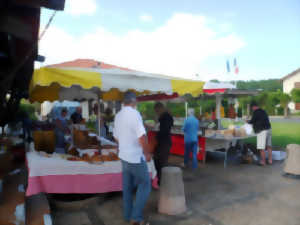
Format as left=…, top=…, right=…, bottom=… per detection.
left=226, top=60, right=230, bottom=73
left=233, top=58, right=239, bottom=74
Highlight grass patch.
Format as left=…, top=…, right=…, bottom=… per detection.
left=221, top=120, right=300, bottom=148
left=268, top=122, right=300, bottom=147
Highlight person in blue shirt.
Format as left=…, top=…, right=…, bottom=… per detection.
left=182, top=108, right=199, bottom=169
left=54, top=108, right=70, bottom=153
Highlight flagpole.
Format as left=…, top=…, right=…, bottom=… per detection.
left=233, top=57, right=238, bottom=88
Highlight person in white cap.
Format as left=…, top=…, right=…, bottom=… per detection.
left=113, top=91, right=151, bottom=225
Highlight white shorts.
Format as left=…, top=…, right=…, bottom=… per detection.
left=257, top=129, right=272, bottom=150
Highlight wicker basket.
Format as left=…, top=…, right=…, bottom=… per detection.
left=33, top=130, right=55, bottom=153
left=73, top=129, right=89, bottom=149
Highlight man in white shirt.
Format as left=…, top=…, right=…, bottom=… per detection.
left=113, top=91, right=151, bottom=225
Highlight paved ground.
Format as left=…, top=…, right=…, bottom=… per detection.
left=269, top=117, right=300, bottom=123
left=50, top=154, right=300, bottom=225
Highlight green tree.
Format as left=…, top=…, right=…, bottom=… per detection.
left=209, top=79, right=220, bottom=83
left=265, top=91, right=280, bottom=115
left=137, top=102, right=155, bottom=119
left=278, top=92, right=291, bottom=118
left=291, top=88, right=300, bottom=103
left=256, top=92, right=269, bottom=108
left=166, top=102, right=185, bottom=117
left=236, top=79, right=282, bottom=92
left=239, top=96, right=253, bottom=116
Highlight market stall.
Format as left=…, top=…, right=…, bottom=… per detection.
left=142, top=82, right=259, bottom=167
left=202, top=81, right=259, bottom=128
left=199, top=82, right=260, bottom=167
left=27, top=64, right=205, bottom=195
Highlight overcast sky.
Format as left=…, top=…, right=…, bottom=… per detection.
left=38, top=0, right=300, bottom=81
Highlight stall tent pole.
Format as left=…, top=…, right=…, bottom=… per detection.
left=185, top=102, right=188, bottom=119
left=234, top=98, right=239, bottom=122
left=216, top=93, right=222, bottom=129
left=97, top=95, right=101, bottom=136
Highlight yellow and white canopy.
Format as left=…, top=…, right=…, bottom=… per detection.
left=30, top=66, right=204, bottom=102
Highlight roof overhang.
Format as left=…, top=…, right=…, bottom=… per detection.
left=281, top=68, right=300, bottom=82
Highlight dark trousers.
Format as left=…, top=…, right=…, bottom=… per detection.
left=154, top=140, right=172, bottom=185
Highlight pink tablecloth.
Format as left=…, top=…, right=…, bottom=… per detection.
left=26, top=173, right=124, bottom=196
left=26, top=152, right=156, bottom=196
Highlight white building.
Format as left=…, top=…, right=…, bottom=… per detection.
left=281, top=68, right=300, bottom=111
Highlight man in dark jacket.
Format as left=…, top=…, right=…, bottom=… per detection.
left=71, top=107, right=83, bottom=124
left=153, top=102, right=174, bottom=185
left=248, top=101, right=272, bottom=166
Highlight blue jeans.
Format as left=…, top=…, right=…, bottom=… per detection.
left=184, top=141, right=198, bottom=169
left=121, top=159, right=151, bottom=222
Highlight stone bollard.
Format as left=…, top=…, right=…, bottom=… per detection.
left=158, top=166, right=187, bottom=215
left=284, top=144, right=300, bottom=175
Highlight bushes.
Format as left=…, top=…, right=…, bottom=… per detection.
left=18, top=103, right=37, bottom=121
left=242, top=90, right=292, bottom=116
left=137, top=89, right=294, bottom=119
left=137, top=102, right=155, bottom=119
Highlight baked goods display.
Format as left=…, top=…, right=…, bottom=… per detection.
left=33, top=130, right=55, bottom=153
left=88, top=136, right=99, bottom=145
left=218, top=129, right=235, bottom=137
left=66, top=149, right=119, bottom=163
left=68, top=147, right=79, bottom=157
left=233, top=128, right=247, bottom=137
left=73, top=130, right=102, bottom=149
left=205, top=129, right=216, bottom=137
left=208, top=126, right=248, bottom=138
left=108, top=152, right=119, bottom=161
left=102, top=145, right=118, bottom=150
left=73, top=130, right=89, bottom=148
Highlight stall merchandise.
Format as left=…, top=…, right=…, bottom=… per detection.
left=33, top=130, right=55, bottom=153
left=147, top=124, right=255, bottom=167
left=26, top=149, right=156, bottom=196
left=202, top=81, right=259, bottom=128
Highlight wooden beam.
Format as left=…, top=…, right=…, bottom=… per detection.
left=0, top=13, right=34, bottom=41
left=11, top=0, right=65, bottom=10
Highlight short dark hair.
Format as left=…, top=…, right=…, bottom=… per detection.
left=250, top=101, right=258, bottom=107
left=123, top=91, right=137, bottom=104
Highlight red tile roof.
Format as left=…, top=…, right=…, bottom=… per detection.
left=48, top=59, right=134, bottom=71
left=281, top=68, right=300, bottom=81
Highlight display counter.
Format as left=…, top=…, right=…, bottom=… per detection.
left=148, top=127, right=256, bottom=167
left=26, top=149, right=156, bottom=196
left=147, top=129, right=206, bottom=162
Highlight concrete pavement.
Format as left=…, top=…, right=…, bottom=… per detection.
left=50, top=156, right=300, bottom=225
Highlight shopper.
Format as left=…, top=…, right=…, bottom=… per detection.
left=153, top=102, right=174, bottom=185
left=183, top=108, right=199, bottom=169
left=113, top=91, right=151, bottom=225
left=248, top=101, right=272, bottom=166
left=55, top=108, right=70, bottom=153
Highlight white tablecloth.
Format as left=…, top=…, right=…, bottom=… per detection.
left=27, top=151, right=157, bottom=178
